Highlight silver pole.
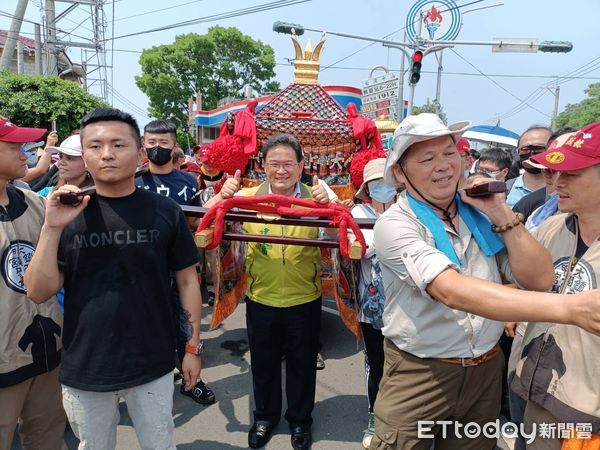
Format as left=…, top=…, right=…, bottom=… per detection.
left=407, top=11, right=423, bottom=116
left=396, top=31, right=407, bottom=121
left=435, top=49, right=444, bottom=113
left=551, top=85, right=560, bottom=131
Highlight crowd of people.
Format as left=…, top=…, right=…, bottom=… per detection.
left=1, top=107, right=600, bottom=450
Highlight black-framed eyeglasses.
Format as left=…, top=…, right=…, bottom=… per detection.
left=264, top=161, right=299, bottom=171
left=477, top=168, right=502, bottom=176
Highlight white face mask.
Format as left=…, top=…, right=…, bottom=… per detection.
left=368, top=179, right=397, bottom=203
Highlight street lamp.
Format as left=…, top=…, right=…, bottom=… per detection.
left=538, top=41, right=573, bottom=53
left=273, top=21, right=305, bottom=36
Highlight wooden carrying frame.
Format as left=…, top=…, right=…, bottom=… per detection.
left=182, top=203, right=375, bottom=336
left=181, top=204, right=375, bottom=260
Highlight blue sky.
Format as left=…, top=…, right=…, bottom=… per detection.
left=2, top=0, right=598, bottom=135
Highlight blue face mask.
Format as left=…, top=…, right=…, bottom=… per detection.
left=20, top=145, right=33, bottom=157
left=368, top=179, right=397, bottom=203
left=20, top=145, right=38, bottom=167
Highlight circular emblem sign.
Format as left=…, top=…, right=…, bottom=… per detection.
left=1, top=240, right=34, bottom=295
left=406, top=0, right=462, bottom=44
left=545, top=152, right=565, bottom=164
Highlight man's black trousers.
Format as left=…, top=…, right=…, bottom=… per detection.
left=246, top=297, right=322, bottom=427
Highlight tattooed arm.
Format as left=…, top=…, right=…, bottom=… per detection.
left=175, top=264, right=202, bottom=390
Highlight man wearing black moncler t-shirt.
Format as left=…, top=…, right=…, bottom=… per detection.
left=25, top=108, right=202, bottom=450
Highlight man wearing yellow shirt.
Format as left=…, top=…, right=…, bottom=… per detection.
left=206, top=133, right=330, bottom=450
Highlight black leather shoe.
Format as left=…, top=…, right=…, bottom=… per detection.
left=248, top=421, right=275, bottom=449
left=290, top=425, right=312, bottom=450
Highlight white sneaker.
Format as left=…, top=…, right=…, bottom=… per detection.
left=362, top=412, right=375, bottom=449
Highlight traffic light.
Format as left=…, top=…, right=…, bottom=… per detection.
left=410, top=50, right=423, bottom=85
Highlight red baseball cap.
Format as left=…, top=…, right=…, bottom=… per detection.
left=181, top=161, right=201, bottom=174
left=531, top=122, right=600, bottom=171
left=194, top=145, right=209, bottom=163
left=0, top=116, right=46, bottom=143
left=456, top=137, right=470, bottom=156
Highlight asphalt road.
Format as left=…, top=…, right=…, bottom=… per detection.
left=12, top=297, right=514, bottom=449
left=13, top=296, right=368, bottom=450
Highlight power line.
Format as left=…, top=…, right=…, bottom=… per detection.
left=492, top=84, right=550, bottom=121
left=114, top=0, right=208, bottom=22
left=277, top=62, right=600, bottom=80
left=38, top=3, right=97, bottom=36
left=61, top=9, right=95, bottom=37
left=111, top=48, right=142, bottom=54
left=0, top=9, right=40, bottom=26
left=0, top=9, right=93, bottom=43
left=491, top=55, right=600, bottom=121
left=102, top=0, right=311, bottom=43
left=108, top=88, right=147, bottom=117
left=544, top=56, right=600, bottom=87
left=320, top=0, right=484, bottom=71
left=450, top=48, right=551, bottom=118
left=107, top=83, right=151, bottom=120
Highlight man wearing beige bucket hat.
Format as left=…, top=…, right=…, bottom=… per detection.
left=369, top=113, right=600, bottom=450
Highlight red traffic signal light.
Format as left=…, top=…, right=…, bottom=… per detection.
left=410, top=51, right=423, bottom=85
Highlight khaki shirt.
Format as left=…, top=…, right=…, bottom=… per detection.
left=512, top=213, right=600, bottom=433
left=0, top=186, right=62, bottom=388
left=373, top=193, right=512, bottom=358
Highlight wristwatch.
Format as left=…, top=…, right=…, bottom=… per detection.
left=185, top=341, right=204, bottom=356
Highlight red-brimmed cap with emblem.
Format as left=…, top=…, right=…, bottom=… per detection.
left=531, top=123, right=600, bottom=171
left=193, top=144, right=209, bottom=163
left=0, top=116, right=46, bottom=143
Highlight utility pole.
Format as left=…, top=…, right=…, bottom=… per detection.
left=196, top=93, right=203, bottom=144
left=551, top=84, right=561, bottom=131
left=16, top=41, right=24, bottom=74
left=0, top=0, right=29, bottom=71
left=45, top=0, right=58, bottom=75
left=34, top=23, right=42, bottom=75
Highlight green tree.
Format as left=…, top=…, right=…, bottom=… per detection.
left=0, top=71, right=108, bottom=138
left=411, top=98, right=447, bottom=124
left=556, top=82, right=600, bottom=129
left=136, top=26, right=280, bottom=127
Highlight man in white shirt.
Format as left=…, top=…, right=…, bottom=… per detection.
left=370, top=113, right=600, bottom=450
